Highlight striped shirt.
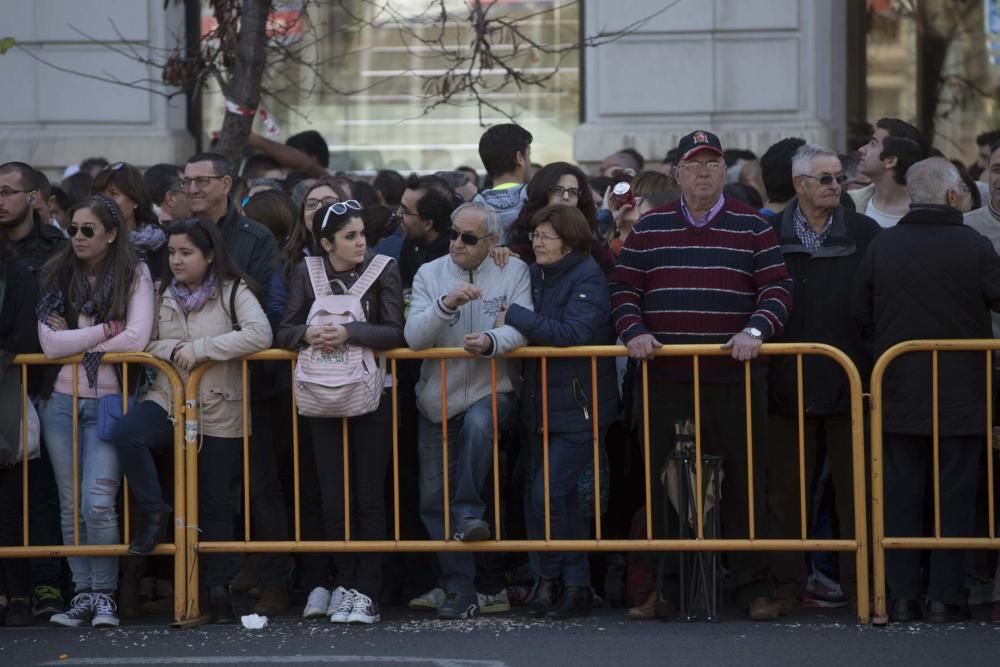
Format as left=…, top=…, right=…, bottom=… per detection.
left=610, top=197, right=793, bottom=382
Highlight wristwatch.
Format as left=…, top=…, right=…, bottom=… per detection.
left=743, top=327, right=763, bottom=340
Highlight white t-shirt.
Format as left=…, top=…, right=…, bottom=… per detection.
left=864, top=198, right=903, bottom=228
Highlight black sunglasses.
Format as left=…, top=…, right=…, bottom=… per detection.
left=449, top=228, right=491, bottom=245
left=800, top=174, right=848, bottom=186
left=67, top=224, right=97, bottom=238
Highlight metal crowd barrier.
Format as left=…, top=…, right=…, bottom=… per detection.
left=869, top=340, right=1000, bottom=625
left=184, top=344, right=869, bottom=623
left=3, top=353, right=188, bottom=624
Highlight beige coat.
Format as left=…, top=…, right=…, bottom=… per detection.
left=145, top=279, right=272, bottom=438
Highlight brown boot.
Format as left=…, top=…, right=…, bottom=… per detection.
left=626, top=591, right=674, bottom=620
left=118, top=557, right=145, bottom=620
left=253, top=582, right=290, bottom=616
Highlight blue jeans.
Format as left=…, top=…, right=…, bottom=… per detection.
left=418, top=392, right=514, bottom=596
left=524, top=430, right=592, bottom=588
left=40, top=393, right=121, bottom=593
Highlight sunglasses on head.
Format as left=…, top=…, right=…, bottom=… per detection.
left=320, top=199, right=362, bottom=230
left=67, top=224, right=97, bottom=238
left=448, top=228, right=491, bottom=245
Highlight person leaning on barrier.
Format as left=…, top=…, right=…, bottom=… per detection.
left=610, top=130, right=793, bottom=622
left=277, top=200, right=405, bottom=625
left=854, top=157, right=1000, bottom=624
left=495, top=204, right=619, bottom=619
left=111, top=217, right=272, bottom=624
left=35, top=196, right=155, bottom=629
left=404, top=201, right=532, bottom=620
left=763, top=145, right=881, bottom=613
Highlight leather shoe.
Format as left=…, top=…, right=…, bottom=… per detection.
left=128, top=510, right=171, bottom=556
left=889, top=598, right=923, bottom=623
left=626, top=591, right=674, bottom=620
left=926, top=600, right=970, bottom=623
left=545, top=587, right=592, bottom=620
left=527, top=577, right=561, bottom=618
left=209, top=585, right=237, bottom=624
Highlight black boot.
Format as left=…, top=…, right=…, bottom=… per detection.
left=128, top=510, right=172, bottom=556
left=209, top=585, right=237, bottom=624
left=526, top=578, right=561, bottom=618
left=545, top=586, right=593, bottom=620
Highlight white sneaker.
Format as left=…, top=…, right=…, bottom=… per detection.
left=347, top=591, right=380, bottom=624
left=408, top=587, right=446, bottom=610
left=303, top=587, right=332, bottom=619
left=477, top=589, right=511, bottom=614
left=330, top=587, right=355, bottom=623
left=325, top=586, right=349, bottom=618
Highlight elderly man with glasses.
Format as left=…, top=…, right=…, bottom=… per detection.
left=763, top=145, right=882, bottom=617
left=610, top=130, right=793, bottom=621
left=404, top=201, right=532, bottom=620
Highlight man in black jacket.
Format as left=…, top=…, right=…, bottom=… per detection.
left=765, top=145, right=882, bottom=617
left=855, top=157, right=1000, bottom=623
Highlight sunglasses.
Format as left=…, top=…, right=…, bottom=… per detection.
left=67, top=224, right=97, bottom=238
left=320, top=199, right=362, bottom=230
left=800, top=174, right=848, bottom=186
left=103, top=161, right=126, bottom=172
left=448, top=228, right=491, bottom=245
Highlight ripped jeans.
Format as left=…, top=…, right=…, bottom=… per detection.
left=40, top=393, right=121, bottom=593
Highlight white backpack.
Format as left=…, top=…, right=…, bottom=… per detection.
left=294, top=255, right=392, bottom=418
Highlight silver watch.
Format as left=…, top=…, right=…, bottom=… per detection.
left=743, top=327, right=763, bottom=340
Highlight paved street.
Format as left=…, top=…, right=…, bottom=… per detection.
left=2, top=606, right=1000, bottom=667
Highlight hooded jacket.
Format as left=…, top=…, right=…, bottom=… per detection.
left=404, top=253, right=532, bottom=423
left=473, top=184, right=528, bottom=242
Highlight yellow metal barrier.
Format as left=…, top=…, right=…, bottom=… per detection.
left=3, top=353, right=188, bottom=624
left=869, top=339, right=1000, bottom=625
left=184, top=343, right=869, bottom=623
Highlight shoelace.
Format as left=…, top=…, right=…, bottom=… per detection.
left=67, top=592, right=93, bottom=614
left=353, top=592, right=373, bottom=609
left=335, top=591, right=355, bottom=613
left=92, top=593, right=117, bottom=616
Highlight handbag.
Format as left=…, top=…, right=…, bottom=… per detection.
left=96, top=365, right=139, bottom=441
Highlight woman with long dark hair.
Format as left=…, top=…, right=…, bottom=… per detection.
left=277, top=200, right=405, bottom=624
left=36, top=196, right=154, bottom=628
left=507, top=162, right=613, bottom=273
left=91, top=162, right=168, bottom=282
left=110, top=217, right=272, bottom=623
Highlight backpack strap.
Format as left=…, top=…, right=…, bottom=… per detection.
left=228, top=280, right=241, bottom=332
left=349, top=255, right=392, bottom=299
left=305, top=256, right=334, bottom=298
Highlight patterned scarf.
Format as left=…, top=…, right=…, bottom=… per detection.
left=130, top=224, right=166, bottom=253
left=35, top=265, right=118, bottom=388
left=170, top=269, right=217, bottom=315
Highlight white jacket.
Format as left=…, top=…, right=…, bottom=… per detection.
left=405, top=254, right=532, bottom=422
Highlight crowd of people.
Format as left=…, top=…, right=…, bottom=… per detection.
left=1, top=117, right=1000, bottom=631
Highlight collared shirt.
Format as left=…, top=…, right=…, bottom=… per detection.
left=990, top=203, right=1000, bottom=223
left=680, top=194, right=725, bottom=228
left=793, top=205, right=832, bottom=254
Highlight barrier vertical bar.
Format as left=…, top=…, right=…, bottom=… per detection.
left=745, top=360, right=756, bottom=540
left=591, top=356, right=602, bottom=541
left=796, top=355, right=807, bottom=540
left=241, top=360, right=251, bottom=541
left=440, top=359, right=450, bottom=541
left=932, top=351, right=941, bottom=538
left=490, top=359, right=501, bottom=540
left=184, top=368, right=203, bottom=620
left=72, top=363, right=80, bottom=546
left=870, top=355, right=887, bottom=622
left=21, top=363, right=29, bottom=546
left=342, top=417, right=351, bottom=541
left=122, top=362, right=130, bottom=545
left=641, top=360, right=652, bottom=540
left=988, top=351, right=996, bottom=540
left=693, top=356, right=704, bottom=540
left=849, top=353, right=871, bottom=625
left=542, top=357, right=551, bottom=542
left=391, top=358, right=400, bottom=542
left=291, top=360, right=301, bottom=542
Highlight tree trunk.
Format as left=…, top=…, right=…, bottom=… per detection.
left=215, top=0, right=271, bottom=165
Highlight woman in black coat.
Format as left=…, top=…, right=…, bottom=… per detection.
left=499, top=204, right=619, bottom=619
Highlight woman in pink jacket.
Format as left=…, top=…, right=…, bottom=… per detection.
left=35, top=195, right=154, bottom=629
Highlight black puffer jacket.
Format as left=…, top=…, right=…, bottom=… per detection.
left=217, top=205, right=279, bottom=298
left=768, top=202, right=881, bottom=416
left=854, top=204, right=1000, bottom=436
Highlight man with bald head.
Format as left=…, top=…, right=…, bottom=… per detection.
left=855, top=157, right=1000, bottom=624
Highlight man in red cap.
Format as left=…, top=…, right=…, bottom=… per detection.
left=610, top=130, right=793, bottom=620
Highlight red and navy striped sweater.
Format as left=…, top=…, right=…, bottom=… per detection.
left=610, top=197, right=793, bottom=382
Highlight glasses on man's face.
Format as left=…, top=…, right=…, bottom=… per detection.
left=319, top=199, right=363, bottom=229
left=0, top=189, right=27, bottom=199
left=305, top=196, right=340, bottom=212
left=680, top=160, right=724, bottom=173
left=528, top=230, right=560, bottom=243
left=448, top=228, right=490, bottom=245
left=179, top=175, right=226, bottom=190
left=67, top=224, right=97, bottom=238
left=800, top=174, right=848, bottom=186
left=548, top=185, right=580, bottom=199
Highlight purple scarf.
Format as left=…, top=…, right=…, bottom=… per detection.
left=170, top=270, right=217, bottom=315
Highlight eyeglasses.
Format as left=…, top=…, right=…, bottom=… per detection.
left=305, top=196, right=340, bottom=211
left=179, top=175, right=226, bottom=190
left=528, top=230, right=560, bottom=243
left=449, top=228, right=491, bottom=245
left=799, top=174, right=848, bottom=186
left=548, top=185, right=581, bottom=199
left=67, top=224, right=97, bottom=238
left=0, top=189, right=27, bottom=199
left=320, top=199, right=362, bottom=229
left=679, top=160, right=724, bottom=173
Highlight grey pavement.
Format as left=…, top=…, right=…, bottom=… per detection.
left=2, top=607, right=1000, bottom=667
